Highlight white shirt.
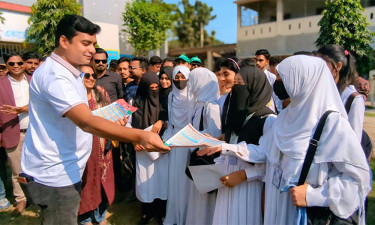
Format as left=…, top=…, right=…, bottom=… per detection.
left=8, top=74, right=29, bottom=129
left=21, top=52, right=93, bottom=187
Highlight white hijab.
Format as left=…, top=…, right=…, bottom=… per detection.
left=188, top=67, right=219, bottom=104
left=187, top=67, right=220, bottom=123
left=168, top=65, right=191, bottom=129
left=260, top=55, right=370, bottom=221
left=273, top=55, right=347, bottom=160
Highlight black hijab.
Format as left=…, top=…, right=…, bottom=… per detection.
left=132, top=71, right=160, bottom=129
left=226, top=66, right=274, bottom=134
left=158, top=66, right=173, bottom=121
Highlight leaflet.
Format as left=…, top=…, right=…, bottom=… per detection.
left=164, top=123, right=222, bottom=147
left=188, top=164, right=227, bottom=193
left=92, top=99, right=137, bottom=122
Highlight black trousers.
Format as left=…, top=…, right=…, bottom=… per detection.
left=19, top=175, right=81, bottom=225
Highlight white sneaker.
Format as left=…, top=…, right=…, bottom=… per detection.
left=0, top=198, right=10, bottom=209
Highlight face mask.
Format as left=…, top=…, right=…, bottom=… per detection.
left=273, top=79, right=290, bottom=100
left=149, top=89, right=159, bottom=98
left=173, top=80, right=188, bottom=90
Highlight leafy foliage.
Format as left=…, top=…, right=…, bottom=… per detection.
left=316, top=0, right=375, bottom=76
left=173, top=0, right=220, bottom=48
left=25, top=0, right=81, bottom=57
left=122, top=0, right=173, bottom=55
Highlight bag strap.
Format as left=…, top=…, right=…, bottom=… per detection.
left=297, top=110, right=336, bottom=186
left=199, top=106, right=205, bottom=131
left=345, top=92, right=360, bottom=113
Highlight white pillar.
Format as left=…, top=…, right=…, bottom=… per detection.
left=276, top=0, right=283, bottom=36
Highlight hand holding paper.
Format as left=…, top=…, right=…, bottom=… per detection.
left=164, top=124, right=223, bottom=148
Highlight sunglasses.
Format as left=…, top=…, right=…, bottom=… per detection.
left=190, top=62, right=200, bottom=67
left=8, top=62, right=24, bottom=66
left=84, top=73, right=97, bottom=79
left=129, top=65, right=142, bottom=70
left=94, top=59, right=107, bottom=64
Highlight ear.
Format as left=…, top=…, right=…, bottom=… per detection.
left=59, top=35, right=69, bottom=49
left=336, top=62, right=343, bottom=72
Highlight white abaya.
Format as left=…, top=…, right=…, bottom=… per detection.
left=341, top=84, right=365, bottom=141
left=185, top=68, right=222, bottom=225
left=163, top=65, right=193, bottom=225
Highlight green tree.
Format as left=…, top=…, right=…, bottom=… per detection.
left=173, top=0, right=219, bottom=48
left=122, top=0, right=173, bottom=55
left=316, top=0, right=374, bottom=76
left=25, top=0, right=81, bottom=57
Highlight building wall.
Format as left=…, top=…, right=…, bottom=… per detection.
left=237, top=1, right=375, bottom=58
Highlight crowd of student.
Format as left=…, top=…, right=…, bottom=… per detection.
left=0, top=15, right=373, bottom=225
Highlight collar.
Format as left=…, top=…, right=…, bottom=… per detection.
left=50, top=52, right=81, bottom=77
left=8, top=74, right=27, bottom=82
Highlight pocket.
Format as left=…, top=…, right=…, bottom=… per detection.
left=19, top=181, right=41, bottom=205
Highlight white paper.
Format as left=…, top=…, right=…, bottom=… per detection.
left=144, top=125, right=160, bottom=160
left=165, top=123, right=223, bottom=147
left=188, top=164, right=227, bottom=194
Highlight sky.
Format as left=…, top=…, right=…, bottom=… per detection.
left=163, top=0, right=237, bottom=44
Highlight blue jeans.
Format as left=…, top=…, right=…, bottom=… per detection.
left=78, top=200, right=108, bottom=224
left=0, top=175, right=6, bottom=200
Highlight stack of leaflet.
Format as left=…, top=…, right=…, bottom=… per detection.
left=92, top=99, right=137, bottom=121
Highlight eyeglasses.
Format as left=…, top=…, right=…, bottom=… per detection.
left=190, top=62, right=200, bottom=67
left=129, top=66, right=142, bottom=70
left=94, top=59, right=107, bottom=64
left=8, top=62, right=24, bottom=66
left=84, top=73, right=97, bottom=79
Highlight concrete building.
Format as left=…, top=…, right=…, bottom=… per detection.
left=235, top=0, right=375, bottom=58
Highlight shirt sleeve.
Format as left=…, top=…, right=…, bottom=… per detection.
left=221, top=115, right=277, bottom=163
left=347, top=95, right=365, bottom=141
left=42, top=73, right=86, bottom=117
left=306, top=162, right=370, bottom=219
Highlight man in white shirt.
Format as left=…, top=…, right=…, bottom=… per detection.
left=19, top=15, right=169, bottom=224
left=0, top=52, right=30, bottom=215
left=255, top=49, right=279, bottom=113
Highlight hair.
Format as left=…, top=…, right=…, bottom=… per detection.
left=255, top=49, right=271, bottom=60
left=269, top=56, right=283, bottom=66
left=150, top=56, right=162, bottom=65
left=163, top=57, right=176, bottom=66
left=213, top=57, right=225, bottom=72
left=109, top=59, right=118, bottom=68
left=220, top=57, right=240, bottom=73
left=55, top=15, right=101, bottom=48
left=293, top=51, right=314, bottom=56
left=4, top=52, right=22, bottom=63
left=317, top=44, right=357, bottom=93
left=22, top=51, right=41, bottom=62
left=117, top=56, right=131, bottom=65
left=132, top=57, right=149, bottom=70
left=94, top=48, right=108, bottom=59
left=239, top=58, right=256, bottom=67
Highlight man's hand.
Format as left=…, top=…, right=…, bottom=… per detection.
left=197, top=145, right=222, bottom=156
left=151, top=120, right=163, bottom=134
left=220, top=170, right=247, bottom=188
left=289, top=183, right=308, bottom=207
left=135, top=131, right=170, bottom=153
left=115, top=116, right=127, bottom=126
left=0, top=105, right=28, bottom=115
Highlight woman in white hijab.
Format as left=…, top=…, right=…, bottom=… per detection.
left=163, top=65, right=193, bottom=225
left=185, top=67, right=222, bottom=225
left=198, top=55, right=371, bottom=225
